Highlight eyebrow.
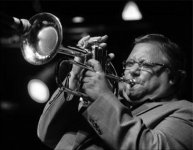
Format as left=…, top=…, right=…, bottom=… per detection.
left=127, top=58, right=146, bottom=62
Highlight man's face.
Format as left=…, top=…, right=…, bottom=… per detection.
left=121, top=42, right=172, bottom=104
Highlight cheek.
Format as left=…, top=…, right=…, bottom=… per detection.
left=140, top=72, right=152, bottom=82
left=142, top=74, right=162, bottom=92
left=140, top=73, right=159, bottom=87
left=123, top=70, right=133, bottom=79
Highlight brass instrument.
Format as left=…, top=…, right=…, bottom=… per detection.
left=20, top=12, right=136, bottom=98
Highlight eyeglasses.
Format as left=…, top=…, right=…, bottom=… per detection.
left=122, top=59, right=170, bottom=72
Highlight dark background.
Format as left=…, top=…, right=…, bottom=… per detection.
left=0, top=0, right=192, bottom=150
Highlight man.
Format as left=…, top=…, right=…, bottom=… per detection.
left=37, top=34, right=193, bottom=150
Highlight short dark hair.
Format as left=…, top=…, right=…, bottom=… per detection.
left=134, top=34, right=186, bottom=72
left=134, top=34, right=187, bottom=92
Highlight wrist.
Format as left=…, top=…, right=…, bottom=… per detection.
left=69, top=72, right=80, bottom=90
left=69, top=71, right=80, bottom=80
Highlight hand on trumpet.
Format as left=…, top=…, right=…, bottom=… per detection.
left=68, top=35, right=108, bottom=90
left=82, top=59, right=113, bottom=101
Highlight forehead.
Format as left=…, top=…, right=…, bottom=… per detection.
left=127, top=42, right=168, bottom=63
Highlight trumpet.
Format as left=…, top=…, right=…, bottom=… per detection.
left=20, top=12, right=136, bottom=98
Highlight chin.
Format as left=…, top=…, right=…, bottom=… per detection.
left=121, top=84, right=147, bottom=104
left=127, top=91, right=147, bottom=104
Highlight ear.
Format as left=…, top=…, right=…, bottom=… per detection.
left=169, top=79, right=175, bottom=85
left=169, top=70, right=186, bottom=86
left=168, top=70, right=176, bottom=85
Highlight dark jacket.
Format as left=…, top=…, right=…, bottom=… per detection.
left=37, top=87, right=193, bottom=150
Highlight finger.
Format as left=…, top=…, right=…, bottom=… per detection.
left=87, top=36, right=102, bottom=44
left=87, top=59, right=103, bottom=72
left=108, top=53, right=115, bottom=61
left=99, top=43, right=107, bottom=48
left=82, top=82, right=89, bottom=90
left=82, top=76, right=90, bottom=83
left=84, top=70, right=96, bottom=77
left=88, top=35, right=108, bottom=43
left=77, top=35, right=90, bottom=47
left=100, top=35, right=108, bottom=42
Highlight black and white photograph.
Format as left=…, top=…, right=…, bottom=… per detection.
left=0, top=0, right=192, bottom=150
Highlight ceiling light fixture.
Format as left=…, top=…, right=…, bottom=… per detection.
left=122, top=1, right=142, bottom=21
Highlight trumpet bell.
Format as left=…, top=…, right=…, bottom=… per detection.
left=21, top=13, right=63, bottom=65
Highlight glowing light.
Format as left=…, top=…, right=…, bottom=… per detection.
left=122, top=1, right=142, bottom=21
left=72, top=16, right=85, bottom=23
left=27, top=79, right=50, bottom=103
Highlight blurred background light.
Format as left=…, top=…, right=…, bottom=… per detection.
left=27, top=79, right=50, bottom=103
left=122, top=1, right=142, bottom=21
left=0, top=101, right=19, bottom=111
left=26, top=63, right=56, bottom=103
left=72, top=16, right=85, bottom=23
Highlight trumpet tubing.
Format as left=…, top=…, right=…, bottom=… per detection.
left=20, top=12, right=136, bottom=98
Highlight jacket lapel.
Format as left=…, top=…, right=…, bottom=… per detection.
left=132, top=102, right=165, bottom=116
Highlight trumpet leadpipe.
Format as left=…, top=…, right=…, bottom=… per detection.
left=105, top=74, right=136, bottom=86
left=58, top=46, right=91, bottom=58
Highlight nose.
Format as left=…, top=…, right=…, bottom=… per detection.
left=124, top=63, right=140, bottom=77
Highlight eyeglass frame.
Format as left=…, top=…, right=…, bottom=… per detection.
left=122, top=59, right=171, bottom=73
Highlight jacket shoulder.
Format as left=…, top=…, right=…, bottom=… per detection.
left=165, top=100, right=193, bottom=121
